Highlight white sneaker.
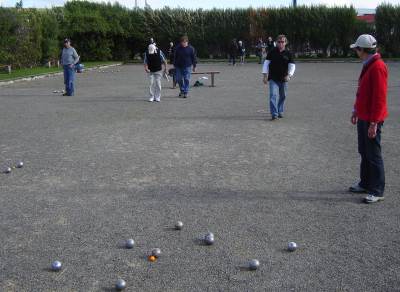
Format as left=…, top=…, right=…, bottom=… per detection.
left=364, top=194, right=384, bottom=204
left=149, top=97, right=154, bottom=102
left=155, top=98, right=161, bottom=102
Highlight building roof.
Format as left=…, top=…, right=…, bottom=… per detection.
left=357, top=14, right=375, bottom=24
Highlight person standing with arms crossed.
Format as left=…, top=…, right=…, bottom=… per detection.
left=348, top=34, right=388, bottom=204
left=262, top=35, right=295, bottom=121
left=61, top=38, right=80, bottom=96
left=174, top=36, right=197, bottom=98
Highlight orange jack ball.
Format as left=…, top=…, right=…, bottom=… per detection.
left=148, top=255, right=157, bottom=262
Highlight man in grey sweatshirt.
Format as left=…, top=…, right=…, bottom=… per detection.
left=61, top=38, right=80, bottom=96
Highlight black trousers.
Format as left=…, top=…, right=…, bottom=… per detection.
left=357, top=119, right=385, bottom=196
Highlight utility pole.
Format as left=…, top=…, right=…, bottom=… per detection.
left=293, top=0, right=297, bottom=7
left=135, top=0, right=138, bottom=8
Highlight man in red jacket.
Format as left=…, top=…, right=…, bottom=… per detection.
left=349, top=34, right=388, bottom=204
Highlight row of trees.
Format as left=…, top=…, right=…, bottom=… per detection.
left=1, top=1, right=399, bottom=68
left=375, top=4, right=400, bottom=57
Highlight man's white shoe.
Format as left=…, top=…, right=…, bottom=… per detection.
left=155, top=98, right=161, bottom=102
left=364, top=194, right=384, bottom=204
left=149, top=97, right=155, bottom=102
left=349, top=183, right=367, bottom=193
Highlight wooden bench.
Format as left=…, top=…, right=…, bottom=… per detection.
left=171, top=70, right=220, bottom=87
left=192, top=71, right=220, bottom=87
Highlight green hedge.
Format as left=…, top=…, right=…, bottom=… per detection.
left=0, top=1, right=398, bottom=68
left=376, top=4, right=400, bottom=57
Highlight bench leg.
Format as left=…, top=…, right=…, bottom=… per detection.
left=211, top=73, right=215, bottom=87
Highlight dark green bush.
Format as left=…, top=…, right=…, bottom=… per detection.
left=0, top=1, right=397, bottom=68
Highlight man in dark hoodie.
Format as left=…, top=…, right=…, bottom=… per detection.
left=228, top=39, right=238, bottom=66
left=173, top=36, right=197, bottom=98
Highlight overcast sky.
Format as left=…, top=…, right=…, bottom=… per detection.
left=1, top=0, right=399, bottom=9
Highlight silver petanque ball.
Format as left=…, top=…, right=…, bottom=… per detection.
left=4, top=167, right=12, bottom=174
left=51, top=260, right=62, bottom=271
left=115, top=279, right=126, bottom=290
left=175, top=221, right=184, bottom=230
left=204, top=233, right=215, bottom=245
left=151, top=248, right=161, bottom=257
left=125, top=239, right=135, bottom=249
left=16, top=161, right=24, bottom=168
left=249, top=259, right=260, bottom=270
left=288, top=242, right=298, bottom=252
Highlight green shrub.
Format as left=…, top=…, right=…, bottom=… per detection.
left=1, top=1, right=398, bottom=68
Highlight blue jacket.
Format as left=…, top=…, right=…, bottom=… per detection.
left=174, top=45, right=197, bottom=68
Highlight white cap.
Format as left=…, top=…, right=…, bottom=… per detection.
left=148, top=44, right=157, bottom=54
left=350, top=34, right=377, bottom=49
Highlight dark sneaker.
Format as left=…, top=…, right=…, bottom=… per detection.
left=349, top=183, right=368, bottom=193
left=364, top=194, right=384, bottom=204
left=183, top=94, right=188, bottom=98
left=179, top=92, right=183, bottom=97
left=271, top=116, right=278, bottom=121
left=278, top=114, right=284, bottom=118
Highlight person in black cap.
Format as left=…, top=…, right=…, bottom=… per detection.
left=60, top=38, right=80, bottom=96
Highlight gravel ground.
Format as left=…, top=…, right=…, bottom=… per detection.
left=0, top=62, right=399, bottom=292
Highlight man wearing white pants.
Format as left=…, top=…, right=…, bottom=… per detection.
left=144, top=44, right=167, bottom=102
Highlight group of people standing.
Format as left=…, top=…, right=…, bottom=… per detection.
left=60, top=33, right=389, bottom=204
left=228, top=39, right=246, bottom=66
left=144, top=35, right=197, bottom=102
left=256, top=36, right=276, bottom=64
left=226, top=36, right=278, bottom=66
left=261, top=33, right=389, bottom=204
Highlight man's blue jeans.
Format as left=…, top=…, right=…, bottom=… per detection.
left=63, top=65, right=75, bottom=96
left=175, top=66, right=192, bottom=94
left=357, top=120, right=385, bottom=196
left=269, top=80, right=287, bottom=118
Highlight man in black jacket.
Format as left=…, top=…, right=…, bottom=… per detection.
left=262, top=35, right=296, bottom=120
left=229, top=39, right=238, bottom=66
